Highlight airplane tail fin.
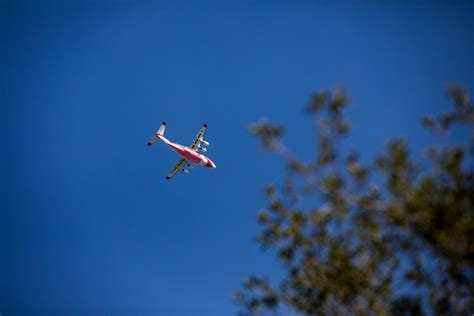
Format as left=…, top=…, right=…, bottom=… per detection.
left=147, top=122, right=167, bottom=146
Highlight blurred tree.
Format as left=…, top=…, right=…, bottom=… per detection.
left=235, top=86, right=473, bottom=315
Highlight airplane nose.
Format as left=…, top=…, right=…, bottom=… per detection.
left=206, top=159, right=216, bottom=168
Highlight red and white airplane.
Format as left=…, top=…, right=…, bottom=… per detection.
left=147, top=122, right=216, bottom=179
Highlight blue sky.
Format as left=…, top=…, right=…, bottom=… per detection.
left=2, top=1, right=473, bottom=315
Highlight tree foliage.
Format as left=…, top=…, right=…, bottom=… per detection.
left=236, top=86, right=474, bottom=315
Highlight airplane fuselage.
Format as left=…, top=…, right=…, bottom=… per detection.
left=159, top=135, right=216, bottom=168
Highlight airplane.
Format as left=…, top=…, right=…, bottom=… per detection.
left=147, top=122, right=216, bottom=179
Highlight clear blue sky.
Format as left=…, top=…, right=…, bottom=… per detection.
left=2, top=1, right=473, bottom=315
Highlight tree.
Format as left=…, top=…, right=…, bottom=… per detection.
left=235, top=86, right=474, bottom=315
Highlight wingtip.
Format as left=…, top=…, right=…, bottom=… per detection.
left=203, top=123, right=208, bottom=128
left=147, top=142, right=152, bottom=146
left=165, top=176, right=170, bottom=180
left=162, top=121, right=167, bottom=126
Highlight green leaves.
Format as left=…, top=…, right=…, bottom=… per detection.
left=248, top=120, right=286, bottom=153
left=376, top=139, right=417, bottom=197
left=306, top=88, right=350, bottom=117
left=422, top=85, right=474, bottom=134
left=322, top=175, right=343, bottom=192
left=249, top=121, right=284, bottom=139
left=306, top=90, right=330, bottom=114
left=237, top=86, right=474, bottom=315
left=235, top=277, right=279, bottom=314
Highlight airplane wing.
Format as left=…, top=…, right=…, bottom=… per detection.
left=166, top=158, right=187, bottom=180
left=189, top=123, right=208, bottom=151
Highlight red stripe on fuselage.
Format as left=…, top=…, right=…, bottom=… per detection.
left=159, top=135, right=212, bottom=166
left=166, top=142, right=202, bottom=164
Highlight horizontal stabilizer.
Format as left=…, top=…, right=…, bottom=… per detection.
left=157, top=121, right=166, bottom=136
left=147, top=121, right=167, bottom=146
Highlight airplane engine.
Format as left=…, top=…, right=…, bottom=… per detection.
left=200, top=147, right=207, bottom=152
left=182, top=169, right=189, bottom=174
left=200, top=140, right=209, bottom=146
